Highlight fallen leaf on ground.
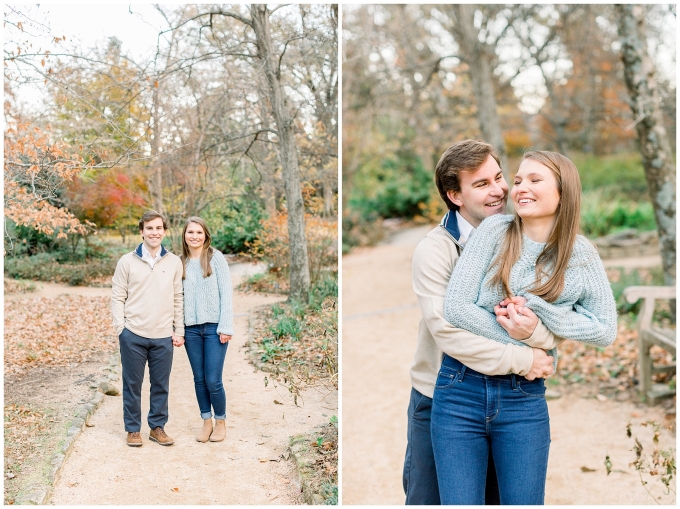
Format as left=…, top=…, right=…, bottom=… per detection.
left=171, top=487, right=179, bottom=492
left=581, top=466, right=596, bottom=472
left=274, top=400, right=283, bottom=405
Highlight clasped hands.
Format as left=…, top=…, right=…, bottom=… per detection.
left=171, top=333, right=232, bottom=347
left=493, top=295, right=536, bottom=340
left=494, top=296, right=554, bottom=380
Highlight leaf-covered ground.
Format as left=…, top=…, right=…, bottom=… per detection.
left=4, top=295, right=117, bottom=377
left=554, top=322, right=676, bottom=405
left=4, top=294, right=116, bottom=504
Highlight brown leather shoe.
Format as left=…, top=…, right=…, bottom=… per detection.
left=127, top=431, right=143, bottom=447
left=149, top=427, right=175, bottom=446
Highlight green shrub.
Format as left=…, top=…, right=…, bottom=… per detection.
left=321, top=483, right=338, bottom=505
left=309, top=271, right=338, bottom=310
left=269, top=315, right=304, bottom=340
left=4, top=255, right=117, bottom=286
left=348, top=151, right=431, bottom=219
left=572, top=152, right=648, bottom=197
left=581, top=190, right=656, bottom=237
left=212, top=197, right=267, bottom=254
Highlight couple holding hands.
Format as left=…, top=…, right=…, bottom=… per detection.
left=111, top=211, right=233, bottom=447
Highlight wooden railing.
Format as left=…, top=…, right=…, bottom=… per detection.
left=623, top=286, right=676, bottom=405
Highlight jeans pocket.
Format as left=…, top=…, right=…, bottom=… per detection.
left=434, top=368, right=460, bottom=390
left=517, top=379, right=546, bottom=398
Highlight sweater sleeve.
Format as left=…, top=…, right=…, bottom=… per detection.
left=520, top=240, right=618, bottom=347
left=173, top=256, right=185, bottom=337
left=213, top=251, right=234, bottom=335
left=444, top=215, right=527, bottom=347
left=111, top=256, right=129, bottom=336
left=413, top=232, right=534, bottom=376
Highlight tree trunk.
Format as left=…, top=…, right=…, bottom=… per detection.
left=615, top=4, right=676, bottom=286
left=250, top=5, right=311, bottom=302
left=450, top=5, right=511, bottom=186
left=149, top=84, right=164, bottom=214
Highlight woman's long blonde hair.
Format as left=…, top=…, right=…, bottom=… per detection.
left=490, top=150, right=582, bottom=303
left=180, top=216, right=214, bottom=279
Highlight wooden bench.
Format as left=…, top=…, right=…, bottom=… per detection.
left=623, top=286, right=676, bottom=405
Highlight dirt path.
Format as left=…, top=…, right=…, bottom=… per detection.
left=11, top=263, right=337, bottom=505
left=342, top=226, right=675, bottom=505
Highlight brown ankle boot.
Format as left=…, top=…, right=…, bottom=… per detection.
left=210, top=419, right=226, bottom=442
left=196, top=419, right=213, bottom=442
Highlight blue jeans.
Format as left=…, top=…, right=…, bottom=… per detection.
left=403, top=387, right=500, bottom=505
left=431, top=355, right=551, bottom=505
left=184, top=323, right=229, bottom=420
left=118, top=328, right=173, bottom=432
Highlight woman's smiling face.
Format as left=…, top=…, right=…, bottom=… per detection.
left=511, top=159, right=561, bottom=221
left=185, top=222, right=206, bottom=249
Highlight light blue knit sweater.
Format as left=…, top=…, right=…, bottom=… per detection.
left=444, top=214, right=617, bottom=361
left=183, top=249, right=234, bottom=335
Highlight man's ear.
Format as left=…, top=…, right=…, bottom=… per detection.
left=446, top=190, right=463, bottom=208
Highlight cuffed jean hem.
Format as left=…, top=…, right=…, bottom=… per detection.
left=214, top=413, right=226, bottom=420
left=200, top=411, right=213, bottom=420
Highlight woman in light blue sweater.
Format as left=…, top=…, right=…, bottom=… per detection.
left=180, top=216, right=234, bottom=443
left=431, top=151, right=617, bottom=504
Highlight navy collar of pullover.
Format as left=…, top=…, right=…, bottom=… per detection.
left=441, top=210, right=461, bottom=242
left=134, top=243, right=168, bottom=259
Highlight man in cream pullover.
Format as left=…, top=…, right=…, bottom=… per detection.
left=111, top=210, right=185, bottom=447
left=403, top=140, right=561, bottom=504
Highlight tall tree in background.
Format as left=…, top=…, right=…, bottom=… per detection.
left=445, top=4, right=510, bottom=180
left=175, top=4, right=317, bottom=301
left=615, top=4, right=676, bottom=286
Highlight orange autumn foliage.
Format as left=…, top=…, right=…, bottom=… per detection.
left=4, top=122, right=95, bottom=239
left=249, top=213, right=338, bottom=283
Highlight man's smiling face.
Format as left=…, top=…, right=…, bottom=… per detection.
left=446, top=154, right=508, bottom=228
left=140, top=217, right=166, bottom=253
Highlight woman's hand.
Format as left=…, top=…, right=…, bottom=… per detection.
left=494, top=299, right=538, bottom=340
left=497, top=296, right=528, bottom=312
left=219, top=333, right=232, bottom=344
left=172, top=335, right=185, bottom=347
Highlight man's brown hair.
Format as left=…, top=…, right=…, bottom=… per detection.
left=138, top=210, right=168, bottom=231
left=435, top=139, right=501, bottom=211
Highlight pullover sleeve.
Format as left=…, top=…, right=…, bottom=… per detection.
left=111, top=256, right=129, bottom=336
left=173, top=257, right=185, bottom=337
left=444, top=215, right=529, bottom=348
left=413, top=230, right=535, bottom=376
left=213, top=251, right=234, bottom=335
left=520, top=240, right=618, bottom=347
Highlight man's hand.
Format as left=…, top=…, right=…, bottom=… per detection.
left=495, top=301, right=539, bottom=340
left=219, top=334, right=232, bottom=344
left=525, top=348, right=554, bottom=381
left=172, top=335, right=185, bottom=347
